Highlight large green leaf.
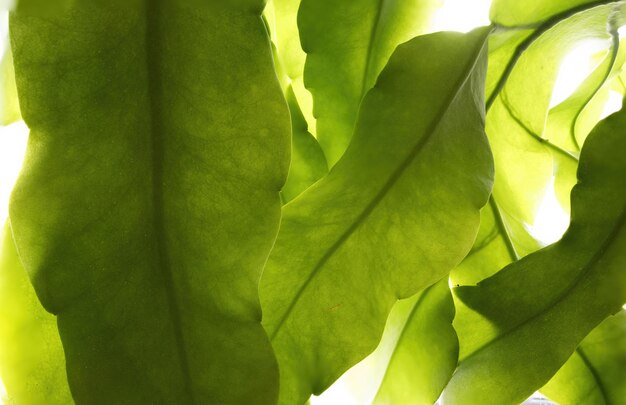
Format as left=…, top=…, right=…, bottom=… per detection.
left=299, top=0, right=442, bottom=165
left=0, top=223, right=72, bottom=404
left=261, top=28, right=493, bottom=405
left=442, top=104, right=626, bottom=404
left=542, top=310, right=626, bottom=405
left=9, top=1, right=289, bottom=403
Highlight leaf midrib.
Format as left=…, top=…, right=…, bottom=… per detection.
left=374, top=285, right=435, bottom=400
left=269, top=34, right=488, bottom=341
left=571, top=25, right=620, bottom=150
left=499, top=95, right=579, bottom=162
left=144, top=0, right=195, bottom=402
left=577, top=346, right=611, bottom=405
left=486, top=0, right=623, bottom=111
left=360, top=0, right=387, bottom=101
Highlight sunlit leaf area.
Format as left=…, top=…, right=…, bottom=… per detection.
left=1, top=0, right=625, bottom=404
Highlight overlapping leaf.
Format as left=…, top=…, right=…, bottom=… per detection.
left=308, top=278, right=457, bottom=405
left=442, top=104, right=626, bottom=404
left=542, top=310, right=626, bottom=405
left=298, top=0, right=442, bottom=165
left=447, top=9, right=626, bottom=395
left=368, top=278, right=458, bottom=405
left=487, top=3, right=615, bottom=237
left=490, top=0, right=615, bottom=27
left=280, top=86, right=327, bottom=203
left=264, top=0, right=316, bottom=133
left=261, top=28, right=493, bottom=405
left=0, top=224, right=72, bottom=404
left=545, top=38, right=624, bottom=155
left=9, top=1, right=289, bottom=403
left=266, top=29, right=327, bottom=204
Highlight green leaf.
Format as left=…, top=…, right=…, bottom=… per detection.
left=266, top=34, right=327, bottom=203
left=490, top=0, right=614, bottom=27
left=265, top=5, right=326, bottom=203
left=545, top=36, right=623, bottom=155
left=0, top=223, right=72, bottom=404
left=371, top=278, right=458, bottom=405
left=261, top=28, right=493, bottom=405
left=281, top=85, right=328, bottom=203
left=299, top=279, right=456, bottom=405
left=9, top=2, right=290, bottom=403
left=486, top=3, right=614, bottom=229
left=485, top=28, right=534, bottom=103
left=264, top=0, right=316, bottom=134
left=546, top=34, right=626, bottom=212
left=486, top=98, right=556, bottom=237
left=0, top=45, right=20, bottom=126
left=265, top=0, right=306, bottom=81
left=542, top=310, right=626, bottom=405
left=442, top=105, right=626, bottom=404
left=450, top=200, right=529, bottom=285
left=299, top=0, right=442, bottom=165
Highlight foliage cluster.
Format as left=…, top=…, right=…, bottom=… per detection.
left=0, top=0, right=625, bottom=404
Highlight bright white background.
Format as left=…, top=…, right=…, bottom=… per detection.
left=0, top=0, right=623, bottom=403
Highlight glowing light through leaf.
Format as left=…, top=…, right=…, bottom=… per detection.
left=600, top=90, right=624, bottom=119
left=526, top=177, right=570, bottom=246
left=550, top=39, right=610, bottom=109
left=430, top=0, right=492, bottom=33
left=0, top=121, right=28, bottom=223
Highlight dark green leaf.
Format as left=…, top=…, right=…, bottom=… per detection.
left=442, top=105, right=626, bottom=404
left=9, top=2, right=289, bottom=403
left=261, top=28, right=493, bottom=405
left=542, top=310, right=626, bottom=405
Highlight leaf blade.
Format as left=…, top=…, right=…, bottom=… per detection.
left=542, top=311, right=626, bottom=405
left=443, top=105, right=626, bottom=404
left=261, top=28, right=493, bottom=405
left=372, top=278, right=458, bottom=405
left=9, top=2, right=289, bottom=403
left=299, top=0, right=442, bottom=165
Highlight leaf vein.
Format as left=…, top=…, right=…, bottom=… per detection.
left=269, top=35, right=488, bottom=340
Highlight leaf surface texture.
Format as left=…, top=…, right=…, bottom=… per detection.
left=9, top=1, right=289, bottom=403
left=261, top=28, right=493, bottom=405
